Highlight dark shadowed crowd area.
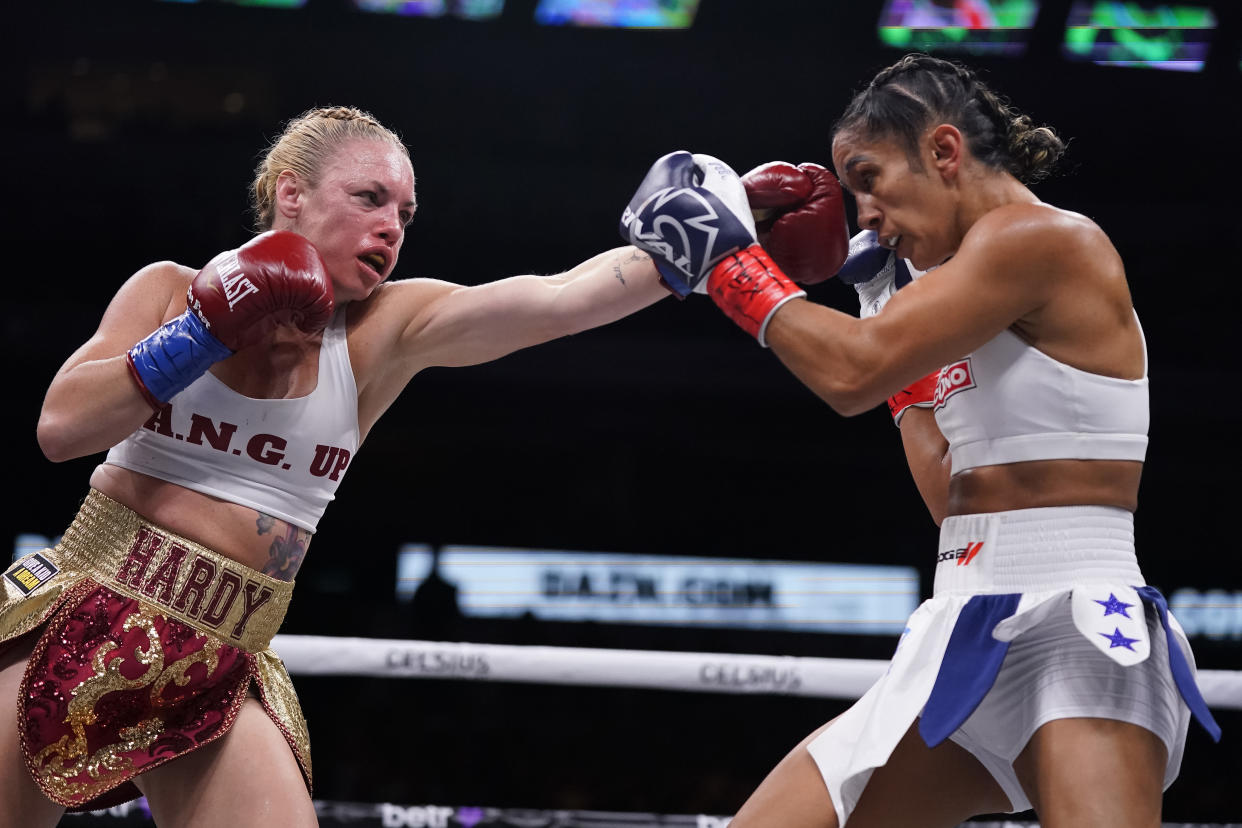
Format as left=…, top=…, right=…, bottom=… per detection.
left=5, top=0, right=1240, bottom=824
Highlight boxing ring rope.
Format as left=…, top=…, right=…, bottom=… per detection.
left=64, top=635, right=1242, bottom=827
left=270, top=634, right=1242, bottom=709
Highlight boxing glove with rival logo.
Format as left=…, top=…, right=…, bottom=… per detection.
left=838, top=229, right=936, bottom=424
left=620, top=151, right=806, bottom=346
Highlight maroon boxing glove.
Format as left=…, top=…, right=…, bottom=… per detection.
left=742, top=161, right=849, bottom=285
left=127, top=231, right=335, bottom=409
left=188, top=230, right=335, bottom=351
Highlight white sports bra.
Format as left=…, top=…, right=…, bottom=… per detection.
left=933, top=316, right=1149, bottom=475
left=102, top=309, right=360, bottom=532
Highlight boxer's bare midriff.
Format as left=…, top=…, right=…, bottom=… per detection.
left=89, top=464, right=311, bottom=581
left=946, top=458, right=1143, bottom=517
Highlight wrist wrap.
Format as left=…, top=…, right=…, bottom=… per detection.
left=888, top=370, right=940, bottom=426
left=705, top=244, right=805, bottom=347
left=126, top=311, right=233, bottom=410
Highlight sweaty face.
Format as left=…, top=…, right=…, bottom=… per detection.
left=289, top=138, right=416, bottom=303
left=831, top=130, right=953, bottom=271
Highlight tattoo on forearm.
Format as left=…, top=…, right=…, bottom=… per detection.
left=256, top=511, right=308, bottom=580
left=612, top=250, right=652, bottom=287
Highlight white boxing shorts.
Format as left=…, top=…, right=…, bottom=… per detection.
left=806, top=506, right=1219, bottom=825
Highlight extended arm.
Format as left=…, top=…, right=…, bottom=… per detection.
left=351, top=245, right=667, bottom=431
left=404, top=245, right=667, bottom=370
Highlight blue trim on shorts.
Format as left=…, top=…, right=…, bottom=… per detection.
left=918, top=587, right=1221, bottom=749
left=1136, top=586, right=1221, bottom=742
left=920, top=593, right=1020, bottom=748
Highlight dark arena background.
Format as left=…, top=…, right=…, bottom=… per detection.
left=5, top=1, right=1241, bottom=825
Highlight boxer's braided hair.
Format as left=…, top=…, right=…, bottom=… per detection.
left=833, top=54, right=1065, bottom=184
left=251, top=105, right=412, bottom=230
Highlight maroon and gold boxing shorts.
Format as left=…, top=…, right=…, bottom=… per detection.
left=0, top=489, right=310, bottom=811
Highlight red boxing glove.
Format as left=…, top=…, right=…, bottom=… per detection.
left=706, top=244, right=805, bottom=347
left=887, top=370, right=940, bottom=426
left=742, top=161, right=849, bottom=285
left=188, top=230, right=335, bottom=351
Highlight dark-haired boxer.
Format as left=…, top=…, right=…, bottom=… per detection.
left=623, top=54, right=1219, bottom=828
left=0, top=105, right=674, bottom=827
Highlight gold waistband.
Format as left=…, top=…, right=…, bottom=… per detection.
left=50, top=489, right=294, bottom=653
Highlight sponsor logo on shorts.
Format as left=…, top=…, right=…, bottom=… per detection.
left=5, top=553, right=59, bottom=595
left=936, top=542, right=984, bottom=566
left=934, top=359, right=976, bottom=409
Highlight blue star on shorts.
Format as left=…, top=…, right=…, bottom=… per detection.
left=1095, top=593, right=1133, bottom=618
left=1100, top=627, right=1140, bottom=650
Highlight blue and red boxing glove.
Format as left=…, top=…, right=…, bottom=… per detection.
left=620, top=151, right=760, bottom=297
left=620, top=151, right=807, bottom=346
left=837, top=230, right=936, bottom=424
left=126, top=230, right=335, bottom=409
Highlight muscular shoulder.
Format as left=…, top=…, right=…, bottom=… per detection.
left=347, top=277, right=460, bottom=342
left=962, top=203, right=1112, bottom=270
left=965, top=203, right=1130, bottom=345
left=345, top=276, right=461, bottom=378
left=364, top=275, right=461, bottom=308
left=129, top=260, right=196, bottom=291
left=109, top=260, right=197, bottom=325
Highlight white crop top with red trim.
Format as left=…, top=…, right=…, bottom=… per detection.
left=101, top=309, right=359, bottom=532
left=932, top=315, right=1149, bottom=475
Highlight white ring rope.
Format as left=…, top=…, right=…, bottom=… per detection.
left=271, top=635, right=1242, bottom=709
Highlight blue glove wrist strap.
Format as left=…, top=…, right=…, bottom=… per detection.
left=126, top=311, right=232, bottom=407
left=653, top=260, right=693, bottom=298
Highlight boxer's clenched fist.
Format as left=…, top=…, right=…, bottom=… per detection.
left=126, top=231, right=334, bottom=408
left=742, top=161, right=849, bottom=285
